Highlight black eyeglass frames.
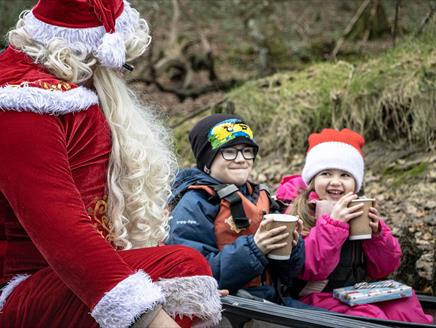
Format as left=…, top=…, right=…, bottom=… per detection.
left=220, top=147, right=256, bottom=161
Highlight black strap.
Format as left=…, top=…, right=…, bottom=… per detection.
left=259, top=184, right=282, bottom=213
left=224, top=192, right=250, bottom=229
left=216, top=184, right=239, bottom=198
left=211, top=184, right=250, bottom=229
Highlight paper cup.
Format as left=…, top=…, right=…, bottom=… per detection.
left=348, top=198, right=375, bottom=240
left=315, top=200, right=337, bottom=219
left=264, top=214, right=298, bottom=260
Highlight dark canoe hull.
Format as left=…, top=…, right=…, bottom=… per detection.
left=221, top=295, right=436, bottom=328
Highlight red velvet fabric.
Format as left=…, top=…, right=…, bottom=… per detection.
left=0, top=47, right=64, bottom=87
left=32, top=0, right=124, bottom=29
left=1, top=245, right=212, bottom=327
left=0, top=108, right=131, bottom=308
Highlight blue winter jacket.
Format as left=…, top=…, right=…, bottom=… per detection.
left=166, top=168, right=305, bottom=296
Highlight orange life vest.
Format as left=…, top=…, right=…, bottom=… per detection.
left=189, top=182, right=272, bottom=287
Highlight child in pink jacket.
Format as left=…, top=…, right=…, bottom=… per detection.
left=276, top=128, right=432, bottom=324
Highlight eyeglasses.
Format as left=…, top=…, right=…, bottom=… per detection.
left=220, top=147, right=257, bottom=161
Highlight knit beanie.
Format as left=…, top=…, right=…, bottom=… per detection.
left=189, top=113, right=259, bottom=171
left=301, top=128, right=365, bottom=192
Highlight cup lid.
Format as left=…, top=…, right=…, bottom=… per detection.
left=263, top=214, right=298, bottom=222
left=350, top=198, right=375, bottom=203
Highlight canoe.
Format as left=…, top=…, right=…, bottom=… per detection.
left=221, top=294, right=436, bottom=328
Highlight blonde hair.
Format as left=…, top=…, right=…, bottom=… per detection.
left=8, top=12, right=177, bottom=249
left=289, top=180, right=316, bottom=234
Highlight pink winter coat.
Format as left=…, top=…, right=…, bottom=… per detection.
left=276, top=175, right=433, bottom=324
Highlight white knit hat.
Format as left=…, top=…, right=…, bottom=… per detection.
left=21, top=0, right=149, bottom=69
left=301, top=128, right=365, bottom=191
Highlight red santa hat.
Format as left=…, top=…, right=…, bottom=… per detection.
left=301, top=128, right=365, bottom=192
left=21, top=0, right=149, bottom=69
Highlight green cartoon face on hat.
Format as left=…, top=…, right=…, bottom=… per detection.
left=208, top=119, right=254, bottom=150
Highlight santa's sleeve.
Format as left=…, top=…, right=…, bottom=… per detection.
left=0, top=111, right=163, bottom=328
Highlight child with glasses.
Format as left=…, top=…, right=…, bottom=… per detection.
left=166, top=113, right=308, bottom=307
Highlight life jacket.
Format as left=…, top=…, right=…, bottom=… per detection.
left=324, top=239, right=367, bottom=291
left=188, top=182, right=277, bottom=287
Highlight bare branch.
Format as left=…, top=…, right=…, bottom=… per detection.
left=169, top=98, right=227, bottom=129
left=392, top=0, right=401, bottom=47
left=415, top=2, right=435, bottom=36
left=169, top=0, right=181, bottom=46
left=127, top=78, right=240, bottom=101
left=331, top=0, right=371, bottom=59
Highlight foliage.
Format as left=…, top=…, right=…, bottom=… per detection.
left=0, top=0, right=34, bottom=49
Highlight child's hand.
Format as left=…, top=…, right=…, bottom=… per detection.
left=291, top=219, right=303, bottom=247
left=218, top=289, right=229, bottom=297
left=330, top=192, right=364, bottom=223
left=368, top=206, right=381, bottom=234
left=254, top=217, right=289, bottom=255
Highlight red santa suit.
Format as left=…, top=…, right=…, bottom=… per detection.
left=0, top=43, right=221, bottom=328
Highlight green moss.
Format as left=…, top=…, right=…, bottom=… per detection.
left=383, top=162, right=428, bottom=187
left=172, top=24, right=436, bottom=166
left=223, top=24, right=436, bottom=159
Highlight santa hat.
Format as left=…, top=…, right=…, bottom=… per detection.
left=21, top=0, right=148, bottom=69
left=301, top=128, right=365, bottom=191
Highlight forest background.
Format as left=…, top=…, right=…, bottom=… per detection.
left=1, top=0, right=435, bottom=295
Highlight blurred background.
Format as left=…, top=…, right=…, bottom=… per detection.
left=1, top=0, right=435, bottom=295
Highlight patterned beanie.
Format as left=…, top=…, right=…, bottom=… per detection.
left=301, top=128, right=365, bottom=191
left=189, top=113, right=258, bottom=171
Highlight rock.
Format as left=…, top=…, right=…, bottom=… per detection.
left=258, top=173, right=267, bottom=183
left=423, top=214, right=436, bottom=225
left=424, top=200, right=436, bottom=210
left=422, top=232, right=434, bottom=240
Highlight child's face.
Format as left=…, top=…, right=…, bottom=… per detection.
left=313, top=169, right=356, bottom=201
left=209, top=144, right=254, bottom=186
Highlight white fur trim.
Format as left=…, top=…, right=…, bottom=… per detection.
left=97, top=32, right=126, bottom=69
left=302, top=141, right=364, bottom=191
left=22, top=1, right=147, bottom=69
left=156, top=275, right=222, bottom=327
left=0, top=85, right=98, bottom=114
left=91, top=270, right=164, bottom=328
left=0, top=274, right=31, bottom=310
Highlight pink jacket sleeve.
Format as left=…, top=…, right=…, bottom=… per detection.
left=362, top=219, right=402, bottom=279
left=299, top=215, right=349, bottom=280
left=275, top=175, right=307, bottom=203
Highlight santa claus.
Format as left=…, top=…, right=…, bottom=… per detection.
left=0, top=1, right=222, bottom=327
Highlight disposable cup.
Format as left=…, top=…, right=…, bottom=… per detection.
left=348, top=198, right=375, bottom=240
left=315, top=200, right=337, bottom=219
left=264, top=214, right=298, bottom=260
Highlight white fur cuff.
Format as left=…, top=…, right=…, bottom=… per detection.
left=0, top=274, right=31, bottom=310
left=91, top=270, right=164, bottom=328
left=156, top=275, right=222, bottom=327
